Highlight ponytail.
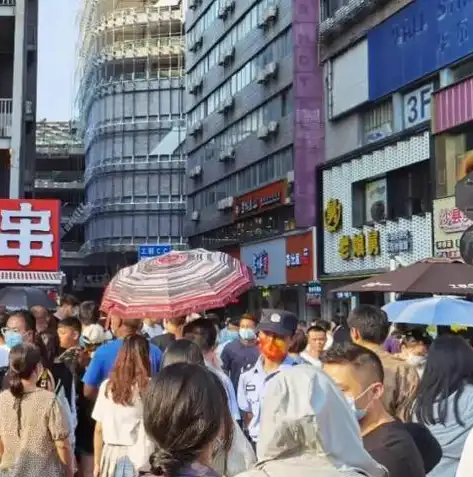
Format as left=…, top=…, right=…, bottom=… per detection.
left=9, top=371, right=24, bottom=437
left=149, top=448, right=198, bottom=477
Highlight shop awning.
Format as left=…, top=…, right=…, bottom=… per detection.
left=0, top=271, right=64, bottom=285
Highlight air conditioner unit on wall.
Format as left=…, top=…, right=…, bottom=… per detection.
left=218, top=96, right=234, bottom=114
left=257, top=125, right=269, bottom=139
left=258, top=5, right=278, bottom=28
left=219, top=147, right=235, bottom=162
left=218, top=6, right=227, bottom=19
left=267, top=120, right=279, bottom=133
left=189, top=165, right=202, bottom=178
left=217, top=196, right=234, bottom=211
left=191, top=211, right=200, bottom=221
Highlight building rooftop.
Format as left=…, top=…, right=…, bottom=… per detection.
left=36, top=120, right=83, bottom=155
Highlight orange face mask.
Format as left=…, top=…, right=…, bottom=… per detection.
left=258, top=333, right=288, bottom=362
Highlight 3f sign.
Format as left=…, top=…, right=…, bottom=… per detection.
left=403, top=83, right=433, bottom=128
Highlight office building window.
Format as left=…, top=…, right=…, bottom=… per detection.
left=190, top=87, right=292, bottom=164
left=187, top=0, right=279, bottom=81
left=352, top=161, right=430, bottom=226
left=189, top=147, right=293, bottom=211
left=321, top=0, right=350, bottom=21
left=362, top=100, right=393, bottom=145
left=435, top=130, right=473, bottom=199
left=187, top=29, right=292, bottom=127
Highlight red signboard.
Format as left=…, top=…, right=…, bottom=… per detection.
left=433, top=76, right=473, bottom=134
left=233, top=180, right=287, bottom=219
left=0, top=199, right=61, bottom=271
left=285, top=231, right=314, bottom=284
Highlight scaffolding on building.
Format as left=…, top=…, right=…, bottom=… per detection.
left=76, top=0, right=185, bottom=132
left=75, top=0, right=187, bottom=255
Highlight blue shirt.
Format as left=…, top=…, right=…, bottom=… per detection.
left=237, top=355, right=294, bottom=442
left=83, top=339, right=162, bottom=388
left=205, top=360, right=241, bottom=422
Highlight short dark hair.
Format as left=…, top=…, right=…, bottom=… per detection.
left=240, top=313, right=257, bottom=325
left=8, top=311, right=36, bottom=332
left=60, top=294, right=79, bottom=308
left=160, top=340, right=204, bottom=369
left=307, top=325, right=328, bottom=335
left=183, top=318, right=217, bottom=353
left=58, top=317, right=82, bottom=334
left=321, top=342, right=384, bottom=383
left=309, top=320, right=330, bottom=333
left=347, top=305, right=390, bottom=344
left=78, top=301, right=99, bottom=326
left=288, top=329, right=307, bottom=354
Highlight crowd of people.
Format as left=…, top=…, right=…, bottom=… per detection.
left=1, top=297, right=473, bottom=477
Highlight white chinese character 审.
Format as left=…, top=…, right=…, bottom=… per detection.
left=0, top=203, right=54, bottom=266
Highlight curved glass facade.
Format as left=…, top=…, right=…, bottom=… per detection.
left=77, top=0, right=186, bottom=254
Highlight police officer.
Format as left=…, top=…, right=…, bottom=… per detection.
left=237, top=309, right=298, bottom=447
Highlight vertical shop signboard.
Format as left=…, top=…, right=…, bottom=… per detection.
left=285, top=231, right=315, bottom=284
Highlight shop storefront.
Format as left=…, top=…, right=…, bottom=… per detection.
left=240, top=228, right=317, bottom=320
left=433, top=76, right=473, bottom=230
left=433, top=197, right=472, bottom=260
left=320, top=135, right=433, bottom=319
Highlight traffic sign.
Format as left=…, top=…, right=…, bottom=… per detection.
left=138, top=244, right=172, bottom=261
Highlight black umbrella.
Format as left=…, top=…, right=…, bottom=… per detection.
left=0, top=287, right=57, bottom=311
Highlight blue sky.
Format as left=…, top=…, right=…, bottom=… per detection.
left=37, top=0, right=80, bottom=121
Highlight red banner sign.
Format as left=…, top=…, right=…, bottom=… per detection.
left=233, top=180, right=287, bottom=219
left=0, top=199, right=61, bottom=271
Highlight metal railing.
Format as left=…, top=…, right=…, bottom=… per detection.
left=0, top=99, right=12, bottom=138
left=0, top=0, right=15, bottom=5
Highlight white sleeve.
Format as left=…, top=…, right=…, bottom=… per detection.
left=57, top=387, right=75, bottom=451
left=91, top=380, right=107, bottom=423
left=457, top=429, right=473, bottom=477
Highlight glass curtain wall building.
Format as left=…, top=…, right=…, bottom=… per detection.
left=76, top=0, right=186, bottom=260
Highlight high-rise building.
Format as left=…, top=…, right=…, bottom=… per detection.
left=76, top=0, right=186, bottom=265
left=0, top=0, right=38, bottom=198
left=184, top=0, right=323, bottom=318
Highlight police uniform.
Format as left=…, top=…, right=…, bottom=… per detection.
left=236, top=309, right=298, bottom=444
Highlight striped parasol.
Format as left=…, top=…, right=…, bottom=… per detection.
left=100, top=249, right=253, bottom=319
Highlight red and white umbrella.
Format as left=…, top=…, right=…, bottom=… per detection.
left=101, top=249, right=253, bottom=319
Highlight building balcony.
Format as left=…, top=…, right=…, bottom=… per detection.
left=0, top=98, right=12, bottom=140
left=319, top=0, right=390, bottom=41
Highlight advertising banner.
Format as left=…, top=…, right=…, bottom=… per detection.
left=240, top=239, right=286, bottom=286
left=285, top=230, right=315, bottom=284
left=433, top=196, right=472, bottom=260
left=0, top=199, right=61, bottom=271
left=368, top=0, right=473, bottom=100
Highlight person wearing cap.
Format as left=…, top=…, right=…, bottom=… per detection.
left=237, top=309, right=298, bottom=446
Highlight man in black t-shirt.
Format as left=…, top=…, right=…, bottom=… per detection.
left=321, top=342, right=429, bottom=477
left=151, top=315, right=187, bottom=352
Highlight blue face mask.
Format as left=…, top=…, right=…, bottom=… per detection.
left=4, top=330, right=24, bottom=349
left=239, top=328, right=256, bottom=341
left=345, top=395, right=367, bottom=421
left=219, top=329, right=239, bottom=344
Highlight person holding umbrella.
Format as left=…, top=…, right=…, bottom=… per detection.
left=82, top=317, right=162, bottom=400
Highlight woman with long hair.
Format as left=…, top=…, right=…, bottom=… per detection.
left=412, top=334, right=473, bottom=477
left=158, top=345, right=255, bottom=477
left=141, top=363, right=233, bottom=477
left=0, top=343, right=73, bottom=477
left=92, top=334, right=153, bottom=477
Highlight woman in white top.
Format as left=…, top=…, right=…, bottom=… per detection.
left=92, top=335, right=153, bottom=477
